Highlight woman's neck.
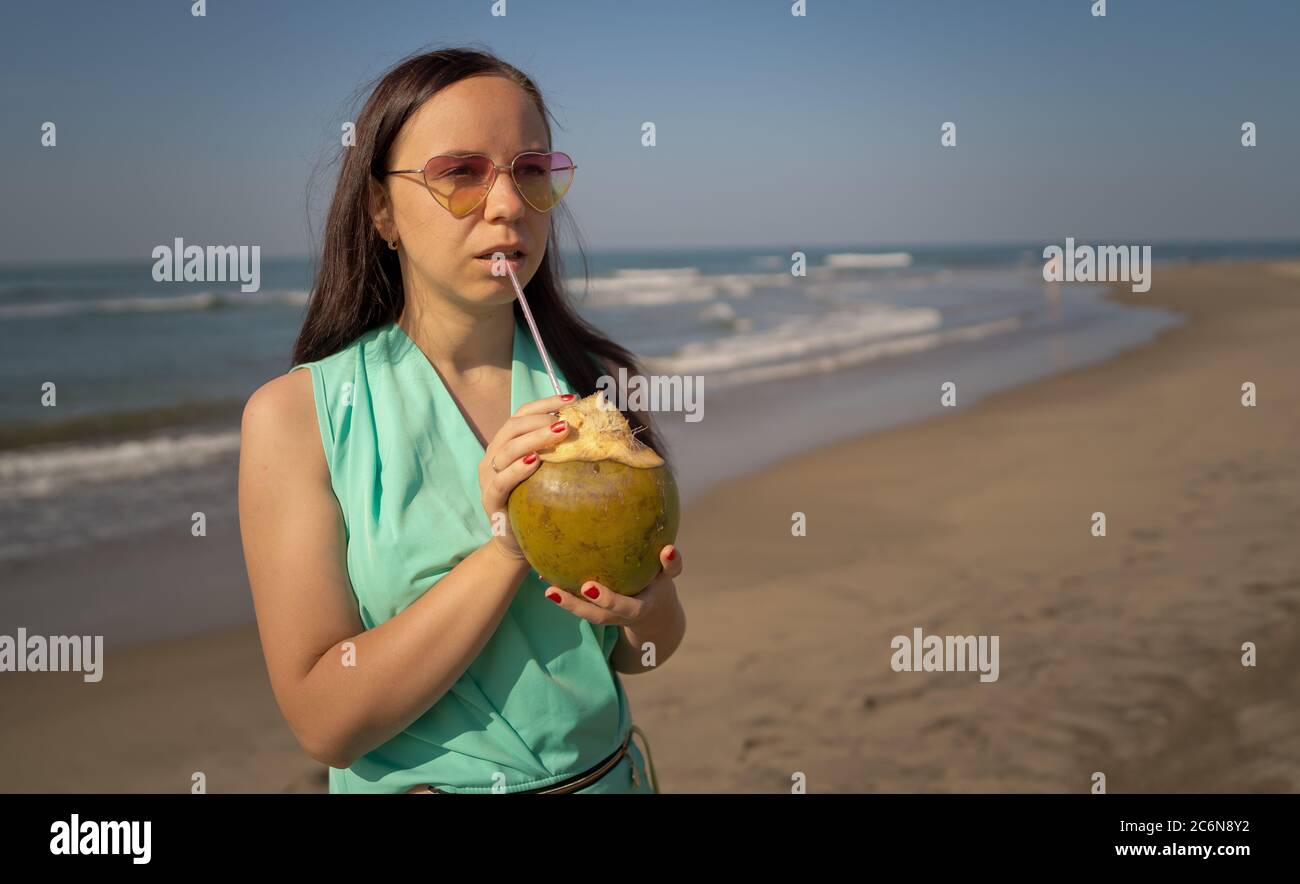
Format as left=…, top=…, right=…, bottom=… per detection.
left=397, top=298, right=515, bottom=381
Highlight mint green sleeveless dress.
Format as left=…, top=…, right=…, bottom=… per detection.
left=289, top=318, right=656, bottom=794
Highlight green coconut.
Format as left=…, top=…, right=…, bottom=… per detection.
left=508, top=393, right=680, bottom=596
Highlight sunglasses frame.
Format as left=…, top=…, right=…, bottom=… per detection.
left=383, top=150, right=577, bottom=217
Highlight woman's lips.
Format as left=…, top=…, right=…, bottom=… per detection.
left=474, top=252, right=525, bottom=272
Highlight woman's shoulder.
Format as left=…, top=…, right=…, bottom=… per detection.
left=237, top=373, right=332, bottom=533
left=257, top=322, right=411, bottom=466
left=241, top=323, right=391, bottom=466
left=241, top=367, right=321, bottom=467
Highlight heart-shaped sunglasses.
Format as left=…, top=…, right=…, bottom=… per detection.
left=383, top=150, right=577, bottom=218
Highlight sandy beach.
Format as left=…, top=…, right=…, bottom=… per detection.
left=2, top=260, right=1297, bottom=793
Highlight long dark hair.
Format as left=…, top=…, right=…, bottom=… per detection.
left=292, top=45, right=670, bottom=465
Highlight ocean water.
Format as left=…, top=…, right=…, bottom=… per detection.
left=1, top=241, right=1297, bottom=564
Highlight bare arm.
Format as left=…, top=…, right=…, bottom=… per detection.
left=238, top=370, right=572, bottom=768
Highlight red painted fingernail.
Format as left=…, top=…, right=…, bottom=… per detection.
left=551, top=420, right=567, bottom=432
left=666, top=547, right=676, bottom=561
left=523, top=452, right=537, bottom=464
left=583, top=585, right=600, bottom=599
left=560, top=393, right=575, bottom=401
left=546, top=591, right=562, bottom=604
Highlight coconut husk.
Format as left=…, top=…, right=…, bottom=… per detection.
left=538, top=392, right=664, bottom=468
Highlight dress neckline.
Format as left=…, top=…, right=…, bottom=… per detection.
left=387, top=317, right=523, bottom=456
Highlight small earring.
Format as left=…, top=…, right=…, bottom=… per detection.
left=387, top=238, right=399, bottom=251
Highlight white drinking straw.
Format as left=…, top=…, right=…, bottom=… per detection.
left=506, top=262, right=563, bottom=396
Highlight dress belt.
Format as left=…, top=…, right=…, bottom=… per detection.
left=407, top=727, right=635, bottom=795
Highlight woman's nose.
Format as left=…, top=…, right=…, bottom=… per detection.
left=482, top=167, right=528, bottom=221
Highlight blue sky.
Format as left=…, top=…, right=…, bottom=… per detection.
left=2, top=0, right=1297, bottom=262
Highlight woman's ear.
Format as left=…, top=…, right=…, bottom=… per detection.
left=367, top=176, right=396, bottom=242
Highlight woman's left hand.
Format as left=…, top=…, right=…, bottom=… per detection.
left=543, top=544, right=683, bottom=627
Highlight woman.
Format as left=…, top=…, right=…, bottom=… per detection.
left=238, top=47, right=686, bottom=794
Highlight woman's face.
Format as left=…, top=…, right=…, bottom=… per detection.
left=372, top=75, right=554, bottom=311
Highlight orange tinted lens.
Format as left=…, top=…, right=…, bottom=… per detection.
left=424, top=155, right=493, bottom=216
left=513, top=152, right=574, bottom=212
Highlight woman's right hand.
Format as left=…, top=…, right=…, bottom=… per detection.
left=479, top=393, right=575, bottom=560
